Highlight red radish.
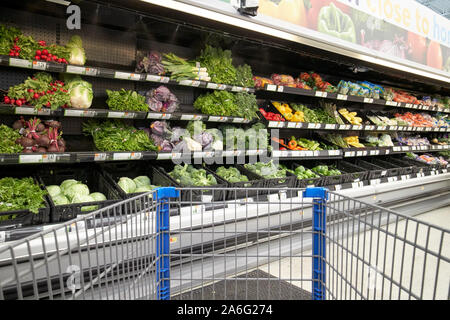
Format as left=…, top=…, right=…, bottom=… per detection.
left=33, top=93, right=39, bottom=99
left=4, top=96, right=10, bottom=103
left=45, top=102, right=51, bottom=107
left=42, top=49, right=48, bottom=55
left=40, top=55, right=47, bottom=60
left=27, top=89, right=34, bottom=93
left=48, top=53, right=52, bottom=58
left=57, top=58, right=62, bottom=63
left=40, top=91, right=45, bottom=96
left=16, top=100, right=22, bottom=106
left=14, top=52, right=19, bottom=57
left=53, top=56, right=58, bottom=61
left=36, top=50, right=41, bottom=56
left=46, top=57, right=51, bottom=62
left=10, top=99, right=15, bottom=105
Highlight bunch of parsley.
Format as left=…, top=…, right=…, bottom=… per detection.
left=0, top=177, right=47, bottom=215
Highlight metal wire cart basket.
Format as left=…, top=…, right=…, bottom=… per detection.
left=0, top=187, right=448, bottom=300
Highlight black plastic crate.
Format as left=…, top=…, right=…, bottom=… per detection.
left=308, top=162, right=349, bottom=186
left=351, top=159, right=387, bottom=180
left=237, top=164, right=297, bottom=195
left=99, top=162, right=172, bottom=199
left=153, top=163, right=227, bottom=204
left=364, top=158, right=402, bottom=177
left=398, top=157, right=433, bottom=174
left=38, top=166, right=122, bottom=222
left=377, top=158, right=413, bottom=175
left=0, top=174, right=50, bottom=230
left=289, top=162, right=323, bottom=188
left=338, top=161, right=369, bottom=183
left=204, top=164, right=266, bottom=200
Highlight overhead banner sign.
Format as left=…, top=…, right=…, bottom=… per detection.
left=184, top=0, right=450, bottom=76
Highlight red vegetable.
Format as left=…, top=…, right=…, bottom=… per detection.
left=42, top=49, right=48, bottom=55
left=16, top=100, right=22, bottom=106
left=36, top=50, right=41, bottom=56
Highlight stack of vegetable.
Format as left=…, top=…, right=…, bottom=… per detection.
left=0, top=177, right=47, bottom=216
left=0, top=25, right=85, bottom=65
left=364, top=133, right=394, bottom=147
left=312, top=165, right=342, bottom=176
left=282, top=165, right=319, bottom=180
left=117, top=176, right=159, bottom=194
left=106, top=89, right=147, bottom=112
left=168, top=164, right=217, bottom=187
left=344, top=136, right=365, bottom=148
left=290, top=104, right=320, bottom=123
left=244, top=161, right=287, bottom=179
left=5, top=72, right=70, bottom=109
left=299, top=72, right=336, bottom=92
left=46, top=180, right=106, bottom=211
left=145, top=86, right=179, bottom=113
left=406, top=152, right=448, bottom=166
left=162, top=53, right=210, bottom=81
left=0, top=124, right=23, bottom=154
left=194, top=90, right=259, bottom=120
left=271, top=102, right=304, bottom=122
left=83, top=120, right=158, bottom=152
left=14, top=117, right=66, bottom=153
left=395, top=134, right=430, bottom=146
left=322, top=102, right=345, bottom=125
left=252, top=76, right=273, bottom=88
left=65, top=75, right=93, bottom=109
left=282, top=136, right=322, bottom=151
left=135, top=50, right=165, bottom=75
left=339, top=108, right=363, bottom=125
left=215, top=167, right=249, bottom=183
left=337, top=80, right=385, bottom=99
left=259, top=107, right=285, bottom=122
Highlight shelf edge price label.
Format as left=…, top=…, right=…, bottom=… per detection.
left=337, top=94, right=348, bottom=100
left=386, top=101, right=397, bottom=106
left=107, top=111, right=135, bottom=119
left=266, top=84, right=277, bottom=91
left=156, top=153, right=172, bottom=160
left=147, top=112, right=171, bottom=119
left=287, top=122, right=297, bottom=128
left=146, top=74, right=169, bottom=83
left=370, top=150, right=379, bottom=155
left=15, top=107, right=52, bottom=115
left=66, top=65, right=98, bottom=76
left=405, top=103, right=412, bottom=108
left=363, top=98, right=373, bottom=103
left=232, top=117, right=246, bottom=123
left=315, top=91, right=327, bottom=98
left=370, top=179, right=381, bottom=186
left=114, top=71, right=141, bottom=81
left=64, top=109, right=97, bottom=117
left=32, top=60, right=47, bottom=70
left=94, top=153, right=107, bottom=161
left=277, top=86, right=284, bottom=92
left=208, top=116, right=228, bottom=122
left=18, top=154, right=57, bottom=164
left=9, top=58, right=32, bottom=68
left=113, top=152, right=142, bottom=161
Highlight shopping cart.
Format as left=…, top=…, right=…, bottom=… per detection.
left=0, top=187, right=448, bottom=300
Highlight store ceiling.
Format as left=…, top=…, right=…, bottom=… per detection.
left=416, top=0, right=450, bottom=18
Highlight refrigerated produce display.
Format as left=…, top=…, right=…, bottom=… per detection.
left=0, top=0, right=449, bottom=301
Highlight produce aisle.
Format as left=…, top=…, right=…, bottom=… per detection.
left=0, top=0, right=449, bottom=244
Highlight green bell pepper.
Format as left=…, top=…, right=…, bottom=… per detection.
left=318, top=3, right=356, bottom=43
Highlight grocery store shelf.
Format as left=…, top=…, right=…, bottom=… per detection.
left=266, top=120, right=450, bottom=133
left=0, top=145, right=448, bottom=164
left=261, top=84, right=450, bottom=114
left=0, top=55, right=254, bottom=93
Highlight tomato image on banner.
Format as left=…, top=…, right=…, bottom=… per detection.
left=407, top=31, right=427, bottom=65
left=427, top=41, right=443, bottom=70
left=258, top=0, right=307, bottom=27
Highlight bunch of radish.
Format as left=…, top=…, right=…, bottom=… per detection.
left=34, top=45, right=68, bottom=64
left=8, top=37, right=21, bottom=57
left=13, top=117, right=66, bottom=153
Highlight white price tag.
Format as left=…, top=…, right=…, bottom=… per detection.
left=370, top=179, right=381, bottom=186
left=64, top=109, right=97, bottom=117
left=381, top=170, right=387, bottom=176
left=19, top=154, right=57, bottom=164
left=208, top=116, right=228, bottom=122
left=401, top=146, right=410, bottom=151
left=370, top=150, right=380, bottom=155
left=388, top=177, right=398, bottom=182
left=334, top=185, right=341, bottom=191
left=147, top=113, right=171, bottom=119
left=405, top=103, right=412, bottom=108
left=337, top=94, right=348, bottom=100
left=268, top=193, right=279, bottom=202
left=352, top=125, right=362, bottom=130
left=146, top=74, right=169, bottom=83
left=287, top=122, right=297, bottom=128
left=9, top=58, right=32, bottom=68
left=325, top=124, right=335, bottom=129
left=32, top=60, right=47, bottom=70
left=179, top=80, right=200, bottom=87
left=390, top=126, right=398, bottom=130
left=66, top=65, right=98, bottom=76
left=386, top=101, right=397, bottom=106
left=430, top=170, right=436, bottom=176
left=156, top=153, right=172, bottom=160
left=232, top=117, right=246, bottom=123
left=206, top=83, right=218, bottom=89
left=266, top=84, right=277, bottom=91
left=339, top=124, right=347, bottom=130
left=308, top=123, right=317, bottom=129
left=279, top=189, right=288, bottom=201
left=15, top=107, right=50, bottom=115
left=180, top=114, right=202, bottom=120
left=202, top=195, right=213, bottom=203
left=94, top=153, right=107, bottom=161
left=114, top=71, right=140, bottom=81
left=291, top=151, right=301, bottom=157
left=352, top=182, right=364, bottom=189
left=277, top=86, right=284, bottom=92
left=356, top=151, right=363, bottom=156
left=107, top=111, right=135, bottom=119
left=363, top=98, right=374, bottom=103
left=315, top=91, right=327, bottom=98
left=0, top=231, right=5, bottom=243
left=328, top=150, right=340, bottom=156
left=113, top=152, right=142, bottom=160
left=345, top=151, right=356, bottom=157
left=304, top=151, right=314, bottom=157
left=425, top=127, right=432, bottom=131
left=268, top=121, right=277, bottom=128
left=366, top=126, right=375, bottom=130
left=296, top=122, right=303, bottom=128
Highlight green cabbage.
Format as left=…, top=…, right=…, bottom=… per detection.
left=66, top=35, right=86, bottom=66
left=118, top=177, right=136, bottom=193
left=60, top=179, right=78, bottom=193
left=67, top=78, right=93, bottom=109
left=71, top=194, right=97, bottom=212
left=89, top=192, right=106, bottom=201
left=134, top=185, right=154, bottom=193
left=52, top=194, right=69, bottom=205
left=133, top=176, right=151, bottom=188
left=64, top=183, right=90, bottom=201
left=46, top=185, right=61, bottom=198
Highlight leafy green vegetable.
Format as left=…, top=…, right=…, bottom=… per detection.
left=106, top=89, right=148, bottom=112
left=162, top=53, right=207, bottom=81
left=118, top=177, right=136, bottom=193
left=216, top=167, right=248, bottom=183
left=0, top=124, right=23, bottom=154
left=197, top=45, right=237, bottom=85
left=66, top=35, right=86, bottom=65
left=235, top=64, right=254, bottom=87
left=312, top=165, right=342, bottom=176
left=0, top=177, right=47, bottom=214
left=244, top=161, right=287, bottom=179
left=193, top=91, right=258, bottom=120
left=67, top=76, right=93, bottom=109
left=83, top=120, right=158, bottom=152
left=168, top=164, right=217, bottom=186
left=0, top=25, right=21, bottom=56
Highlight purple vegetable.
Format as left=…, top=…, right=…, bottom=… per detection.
left=149, top=51, right=162, bottom=63
left=194, top=132, right=213, bottom=148
left=147, top=97, right=163, bottom=112
left=145, top=86, right=179, bottom=113
left=159, top=140, right=173, bottom=152
left=170, top=127, right=188, bottom=143
left=151, top=133, right=164, bottom=146
left=135, top=50, right=165, bottom=74
left=154, top=86, right=171, bottom=101
left=150, top=121, right=170, bottom=137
